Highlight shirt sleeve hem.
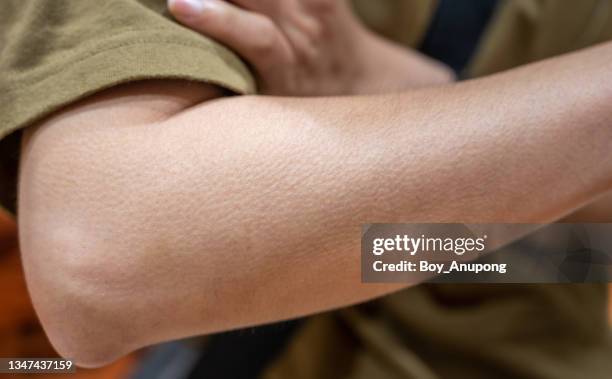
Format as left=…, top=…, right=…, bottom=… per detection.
left=0, top=38, right=256, bottom=215
left=0, top=39, right=256, bottom=141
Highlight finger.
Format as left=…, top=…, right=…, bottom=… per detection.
left=228, top=0, right=277, bottom=13
left=232, top=0, right=321, bottom=62
left=168, top=0, right=294, bottom=71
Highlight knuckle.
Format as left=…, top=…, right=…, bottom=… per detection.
left=250, top=18, right=279, bottom=53
left=305, top=20, right=326, bottom=42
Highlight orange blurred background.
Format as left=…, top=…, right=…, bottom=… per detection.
left=0, top=211, right=137, bottom=379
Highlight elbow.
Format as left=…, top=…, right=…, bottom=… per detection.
left=17, top=121, right=155, bottom=367
left=19, top=223, right=136, bottom=368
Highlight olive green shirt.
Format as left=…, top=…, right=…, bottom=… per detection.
left=1, top=1, right=611, bottom=378
left=0, top=0, right=255, bottom=214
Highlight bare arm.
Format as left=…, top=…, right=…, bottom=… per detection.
left=18, top=42, right=612, bottom=366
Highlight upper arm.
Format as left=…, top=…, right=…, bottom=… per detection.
left=18, top=80, right=224, bottom=366
left=3, top=0, right=255, bottom=368
left=18, top=79, right=402, bottom=367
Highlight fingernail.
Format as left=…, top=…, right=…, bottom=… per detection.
left=169, top=0, right=207, bottom=17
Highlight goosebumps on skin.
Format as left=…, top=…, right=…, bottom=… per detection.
left=18, top=43, right=612, bottom=367
left=18, top=80, right=226, bottom=365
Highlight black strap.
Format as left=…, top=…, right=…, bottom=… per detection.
left=419, top=0, right=501, bottom=77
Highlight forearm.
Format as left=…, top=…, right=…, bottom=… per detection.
left=160, top=43, right=612, bottom=226
left=19, top=42, right=612, bottom=365
left=354, top=28, right=455, bottom=92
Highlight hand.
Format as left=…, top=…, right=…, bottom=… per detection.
left=168, top=0, right=454, bottom=96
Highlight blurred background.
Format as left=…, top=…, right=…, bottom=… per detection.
left=0, top=211, right=137, bottom=378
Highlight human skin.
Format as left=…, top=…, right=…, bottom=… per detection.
left=167, top=0, right=454, bottom=95
left=168, top=0, right=612, bottom=220
left=17, top=41, right=612, bottom=366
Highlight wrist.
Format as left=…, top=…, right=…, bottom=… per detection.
left=353, top=29, right=455, bottom=94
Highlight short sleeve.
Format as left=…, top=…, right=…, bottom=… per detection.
left=0, top=0, right=256, bottom=215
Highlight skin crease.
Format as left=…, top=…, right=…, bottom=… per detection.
left=17, top=41, right=612, bottom=366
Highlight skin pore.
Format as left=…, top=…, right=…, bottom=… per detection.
left=18, top=41, right=612, bottom=366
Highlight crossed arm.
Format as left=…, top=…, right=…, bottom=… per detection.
left=18, top=42, right=612, bottom=366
